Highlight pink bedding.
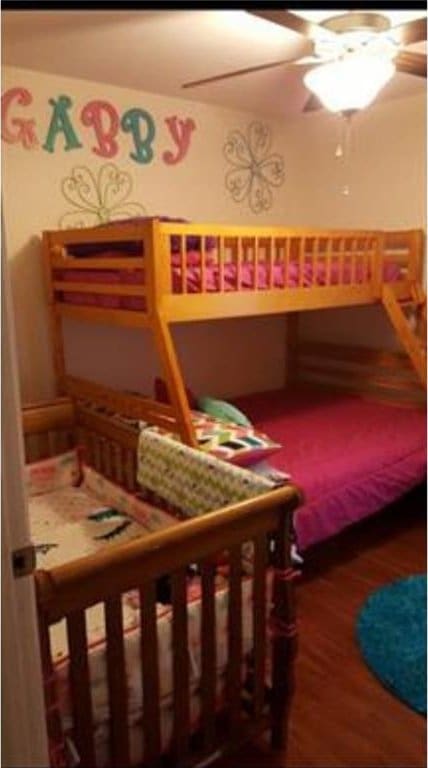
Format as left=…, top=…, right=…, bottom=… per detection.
left=54, top=257, right=402, bottom=311
left=232, top=389, right=426, bottom=550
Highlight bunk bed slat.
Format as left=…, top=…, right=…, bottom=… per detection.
left=200, top=560, right=217, bottom=752
left=140, top=582, right=162, bottom=768
left=66, top=610, right=96, bottom=768
left=53, top=282, right=146, bottom=297
left=201, top=236, right=207, bottom=293
left=268, top=238, right=274, bottom=289
left=104, top=596, right=130, bottom=767
left=227, top=546, right=243, bottom=734
left=171, top=569, right=191, bottom=765
left=219, top=238, right=225, bottom=292
left=180, top=237, right=186, bottom=295
left=51, top=257, right=141, bottom=270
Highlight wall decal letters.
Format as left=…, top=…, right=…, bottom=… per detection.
left=163, top=116, right=196, bottom=165
left=1, top=87, right=39, bottom=149
left=81, top=100, right=120, bottom=158
left=120, top=108, right=156, bottom=164
left=43, top=95, right=83, bottom=153
left=2, top=86, right=196, bottom=167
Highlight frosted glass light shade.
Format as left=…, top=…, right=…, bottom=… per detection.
left=304, top=54, right=396, bottom=112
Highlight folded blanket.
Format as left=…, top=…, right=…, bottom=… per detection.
left=137, top=428, right=275, bottom=519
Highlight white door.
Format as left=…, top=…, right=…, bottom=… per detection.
left=1, top=213, right=50, bottom=767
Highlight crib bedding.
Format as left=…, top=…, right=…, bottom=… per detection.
left=54, top=258, right=402, bottom=311
left=231, top=388, right=426, bottom=551
left=29, top=461, right=262, bottom=766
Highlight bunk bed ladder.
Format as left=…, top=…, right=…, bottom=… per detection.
left=382, top=283, right=427, bottom=387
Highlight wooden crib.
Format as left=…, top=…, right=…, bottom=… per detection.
left=23, top=398, right=301, bottom=768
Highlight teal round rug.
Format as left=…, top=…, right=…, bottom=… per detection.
left=356, top=574, right=427, bottom=715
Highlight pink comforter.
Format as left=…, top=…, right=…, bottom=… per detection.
left=232, top=389, right=426, bottom=551
left=55, top=257, right=402, bottom=311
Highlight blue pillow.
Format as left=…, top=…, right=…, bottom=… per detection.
left=197, top=396, right=252, bottom=427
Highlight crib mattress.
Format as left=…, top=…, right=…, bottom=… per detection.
left=29, top=463, right=258, bottom=766
left=55, top=258, right=401, bottom=311
left=232, top=389, right=427, bottom=551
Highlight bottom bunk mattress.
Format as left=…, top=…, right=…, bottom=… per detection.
left=27, top=453, right=266, bottom=767
left=232, top=389, right=427, bottom=551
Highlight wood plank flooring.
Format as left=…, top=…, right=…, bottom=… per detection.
left=218, top=485, right=426, bottom=768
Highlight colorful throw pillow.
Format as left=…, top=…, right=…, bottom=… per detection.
left=197, top=396, right=253, bottom=427
left=25, top=450, right=82, bottom=497
left=154, top=377, right=198, bottom=409
left=147, top=410, right=280, bottom=467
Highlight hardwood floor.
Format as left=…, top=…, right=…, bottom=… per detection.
left=218, top=486, right=427, bottom=768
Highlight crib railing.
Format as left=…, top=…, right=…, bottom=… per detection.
left=35, top=485, right=300, bottom=768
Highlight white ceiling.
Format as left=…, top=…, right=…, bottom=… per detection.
left=2, top=9, right=427, bottom=118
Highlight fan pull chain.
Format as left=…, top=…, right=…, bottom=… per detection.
left=335, top=112, right=354, bottom=197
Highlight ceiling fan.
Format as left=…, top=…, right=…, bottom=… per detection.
left=182, top=10, right=427, bottom=114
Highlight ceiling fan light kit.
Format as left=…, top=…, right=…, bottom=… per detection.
left=182, top=10, right=426, bottom=115
left=303, top=52, right=396, bottom=113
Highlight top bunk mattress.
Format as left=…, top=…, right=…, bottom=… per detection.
left=232, top=389, right=427, bottom=551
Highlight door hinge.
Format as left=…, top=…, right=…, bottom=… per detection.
left=12, top=544, right=36, bottom=578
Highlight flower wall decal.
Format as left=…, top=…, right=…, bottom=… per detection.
left=223, top=122, right=285, bottom=214
left=58, top=162, right=146, bottom=228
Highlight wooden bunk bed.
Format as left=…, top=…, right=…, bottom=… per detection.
left=23, top=398, right=301, bottom=768
left=41, top=220, right=426, bottom=551
left=43, top=220, right=426, bottom=449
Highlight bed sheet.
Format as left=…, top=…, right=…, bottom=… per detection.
left=55, top=258, right=402, bottom=311
left=232, top=389, right=427, bottom=550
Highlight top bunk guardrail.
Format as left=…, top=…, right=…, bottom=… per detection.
left=43, top=221, right=424, bottom=327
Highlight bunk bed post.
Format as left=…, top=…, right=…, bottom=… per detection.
left=144, top=221, right=197, bottom=447
left=408, top=229, right=424, bottom=284
left=372, top=231, right=384, bottom=299
left=285, top=313, right=299, bottom=390
left=42, top=232, right=66, bottom=395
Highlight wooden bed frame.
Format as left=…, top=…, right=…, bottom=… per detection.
left=23, top=398, right=301, bottom=768
left=42, top=221, right=426, bottom=446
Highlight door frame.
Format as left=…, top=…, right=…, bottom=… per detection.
left=1, top=212, right=50, bottom=767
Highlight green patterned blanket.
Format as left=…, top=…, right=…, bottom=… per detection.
left=137, top=428, right=276, bottom=518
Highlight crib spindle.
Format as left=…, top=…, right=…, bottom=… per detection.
left=252, top=535, right=268, bottom=719
left=200, top=560, right=217, bottom=752
left=38, top=612, right=67, bottom=768
left=171, top=569, right=190, bottom=765
left=105, top=596, right=130, bottom=767
left=66, top=610, right=96, bottom=768
left=270, top=511, right=297, bottom=752
left=140, top=582, right=162, bottom=767
left=227, top=546, right=243, bottom=733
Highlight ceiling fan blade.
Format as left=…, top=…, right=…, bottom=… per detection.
left=303, top=94, right=323, bottom=113
left=389, top=16, right=427, bottom=46
left=292, top=55, right=325, bottom=66
left=182, top=51, right=312, bottom=89
left=394, top=50, right=427, bottom=78
left=248, top=10, right=335, bottom=41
